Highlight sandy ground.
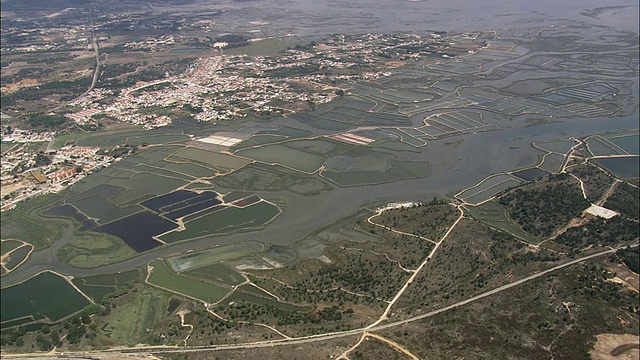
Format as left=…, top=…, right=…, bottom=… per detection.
left=384, top=61, right=406, bottom=68
left=590, top=333, right=639, bottom=360
left=1, top=78, right=39, bottom=93
left=0, top=180, right=29, bottom=197
left=608, top=263, right=640, bottom=292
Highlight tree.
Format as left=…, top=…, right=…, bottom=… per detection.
left=306, top=99, right=316, bottom=110
left=34, top=153, right=51, bottom=166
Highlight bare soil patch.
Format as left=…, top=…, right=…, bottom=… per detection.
left=590, top=333, right=639, bottom=360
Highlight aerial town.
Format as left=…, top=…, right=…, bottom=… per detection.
left=1, top=1, right=637, bottom=359
left=1, top=32, right=479, bottom=211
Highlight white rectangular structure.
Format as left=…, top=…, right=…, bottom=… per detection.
left=585, top=204, right=619, bottom=219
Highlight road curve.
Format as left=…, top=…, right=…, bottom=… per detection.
left=2, top=113, right=637, bottom=286
left=3, top=245, right=632, bottom=359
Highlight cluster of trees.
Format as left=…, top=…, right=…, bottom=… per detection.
left=508, top=250, right=560, bottom=265
left=397, top=221, right=565, bottom=314
left=0, top=279, right=136, bottom=350
left=262, top=64, right=321, bottom=78
left=214, top=34, right=249, bottom=49
left=271, top=248, right=407, bottom=307
left=217, top=300, right=306, bottom=327
left=616, top=247, right=639, bottom=273
left=2, top=77, right=90, bottom=109
left=99, top=62, right=138, bottom=80
left=573, top=266, right=624, bottom=302
left=568, top=163, right=613, bottom=201
left=182, top=103, right=203, bottom=114
left=555, top=217, right=638, bottom=249
left=1, top=67, right=53, bottom=86
left=216, top=299, right=354, bottom=328
left=0, top=326, right=27, bottom=347
left=290, top=41, right=316, bottom=52
left=22, top=53, right=76, bottom=65
left=604, top=182, right=639, bottom=219
left=98, top=58, right=194, bottom=88
left=34, top=152, right=51, bottom=167
left=0, top=303, right=107, bottom=350
left=96, top=144, right=137, bottom=158
left=97, top=45, right=126, bottom=54
left=274, top=276, right=376, bottom=306
left=314, top=305, right=353, bottom=322
left=498, top=175, right=590, bottom=238
left=373, top=202, right=457, bottom=241
left=27, top=113, right=67, bottom=128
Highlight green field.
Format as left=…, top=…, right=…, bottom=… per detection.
left=72, top=270, right=140, bottom=302
left=322, top=170, right=397, bottom=186
left=53, top=128, right=184, bottom=151
left=260, top=126, right=312, bottom=138
left=57, top=233, right=137, bottom=268
left=463, top=179, right=524, bottom=205
left=215, top=163, right=331, bottom=194
left=68, top=195, right=142, bottom=224
left=183, top=263, right=245, bottom=286
left=322, top=161, right=430, bottom=187
left=167, top=242, right=264, bottom=272
left=465, top=200, right=539, bottom=244
left=128, top=145, right=182, bottom=165
left=161, top=201, right=280, bottom=242
left=456, top=174, right=514, bottom=200
left=346, top=153, right=392, bottom=171
left=170, top=147, right=251, bottom=173
left=3, top=246, right=31, bottom=271
left=100, top=286, right=171, bottom=345
left=126, top=134, right=190, bottom=146
left=369, top=138, right=420, bottom=152
left=109, top=173, right=187, bottom=206
left=1, top=240, right=23, bottom=255
left=50, top=123, right=143, bottom=149
left=73, top=130, right=144, bottom=148
left=235, top=144, right=325, bottom=173
left=236, top=284, right=277, bottom=300
left=162, top=162, right=215, bottom=178
left=232, top=134, right=288, bottom=150
left=1, top=271, right=90, bottom=324
left=132, top=164, right=195, bottom=181
left=284, top=139, right=344, bottom=156
left=0, top=194, right=65, bottom=249
left=147, top=260, right=229, bottom=303
left=1, top=141, right=18, bottom=154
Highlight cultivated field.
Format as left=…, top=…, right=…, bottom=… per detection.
left=1, top=271, right=90, bottom=327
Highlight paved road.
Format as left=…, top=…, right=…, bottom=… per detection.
left=51, top=9, right=100, bottom=113
left=3, top=246, right=631, bottom=358
left=3, top=112, right=637, bottom=287
left=370, top=246, right=636, bottom=332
